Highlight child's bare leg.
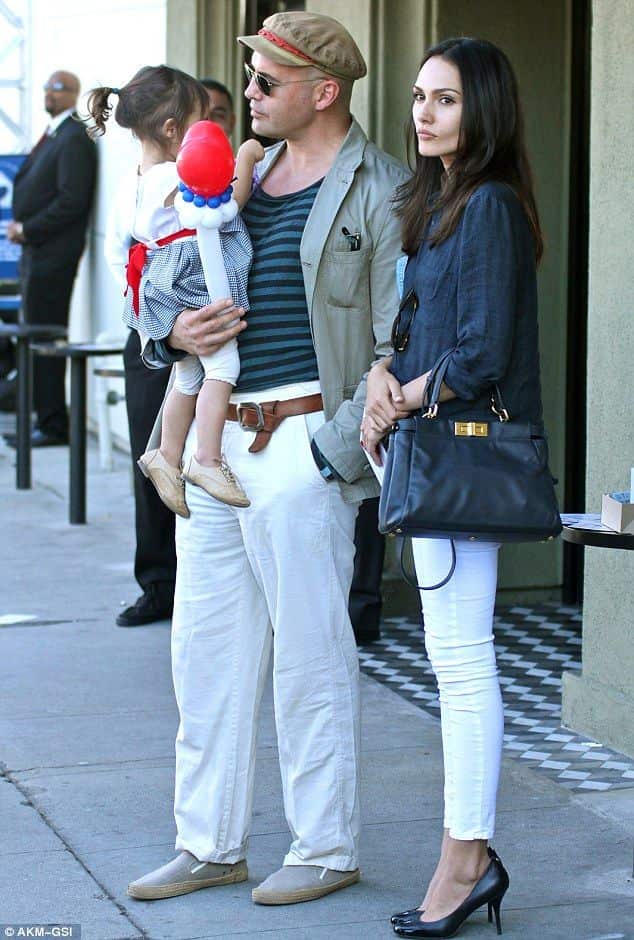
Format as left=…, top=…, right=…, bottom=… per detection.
left=194, top=379, right=232, bottom=466
left=160, top=388, right=197, bottom=467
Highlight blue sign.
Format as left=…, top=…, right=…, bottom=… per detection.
left=0, top=154, right=26, bottom=281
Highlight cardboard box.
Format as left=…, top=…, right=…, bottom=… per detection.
left=601, top=492, right=634, bottom=534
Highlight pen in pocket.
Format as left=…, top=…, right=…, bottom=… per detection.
left=341, top=226, right=361, bottom=251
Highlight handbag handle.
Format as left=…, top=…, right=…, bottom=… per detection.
left=422, top=347, right=510, bottom=421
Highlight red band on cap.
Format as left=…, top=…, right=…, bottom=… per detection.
left=258, top=28, right=317, bottom=65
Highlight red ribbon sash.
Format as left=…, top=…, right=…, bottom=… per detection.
left=125, top=228, right=195, bottom=316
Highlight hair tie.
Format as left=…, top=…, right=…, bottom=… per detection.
left=110, top=87, right=120, bottom=95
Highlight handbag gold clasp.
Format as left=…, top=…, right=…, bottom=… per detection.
left=454, top=421, right=488, bottom=437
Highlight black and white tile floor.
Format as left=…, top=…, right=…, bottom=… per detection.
left=360, top=603, right=634, bottom=793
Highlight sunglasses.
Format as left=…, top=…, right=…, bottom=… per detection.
left=243, top=63, right=324, bottom=97
left=391, top=287, right=419, bottom=352
left=43, top=81, right=72, bottom=92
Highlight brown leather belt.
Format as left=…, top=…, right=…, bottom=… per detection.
left=227, top=393, right=323, bottom=453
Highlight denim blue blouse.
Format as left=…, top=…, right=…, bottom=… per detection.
left=392, top=181, right=544, bottom=425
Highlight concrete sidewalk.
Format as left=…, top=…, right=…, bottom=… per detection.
left=1, top=434, right=633, bottom=940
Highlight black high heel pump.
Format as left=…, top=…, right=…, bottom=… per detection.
left=391, top=846, right=499, bottom=927
left=392, top=849, right=509, bottom=938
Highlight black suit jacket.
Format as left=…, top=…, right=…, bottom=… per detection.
left=12, top=113, right=97, bottom=261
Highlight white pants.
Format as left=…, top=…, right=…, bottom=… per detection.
left=172, top=405, right=361, bottom=869
left=173, top=337, right=240, bottom=395
left=411, top=538, right=503, bottom=840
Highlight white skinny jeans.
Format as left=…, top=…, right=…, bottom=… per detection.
left=171, top=402, right=361, bottom=869
left=411, top=538, right=503, bottom=840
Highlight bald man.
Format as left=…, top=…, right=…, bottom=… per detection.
left=6, top=70, right=96, bottom=447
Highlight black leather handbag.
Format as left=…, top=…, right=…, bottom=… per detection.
left=378, top=347, right=562, bottom=550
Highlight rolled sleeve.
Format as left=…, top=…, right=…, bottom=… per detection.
left=444, top=190, right=518, bottom=400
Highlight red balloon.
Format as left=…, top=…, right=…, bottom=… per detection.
left=176, top=121, right=235, bottom=197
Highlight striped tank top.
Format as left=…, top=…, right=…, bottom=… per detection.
left=237, top=179, right=321, bottom=393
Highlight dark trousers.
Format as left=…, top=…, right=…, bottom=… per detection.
left=349, top=497, right=386, bottom=643
left=21, top=246, right=79, bottom=436
left=123, top=331, right=176, bottom=592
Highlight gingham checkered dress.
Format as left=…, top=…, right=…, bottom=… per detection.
left=123, top=214, right=252, bottom=341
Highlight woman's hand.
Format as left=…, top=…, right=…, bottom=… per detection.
left=365, top=358, right=410, bottom=431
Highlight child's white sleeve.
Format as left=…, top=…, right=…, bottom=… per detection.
left=105, top=178, right=135, bottom=292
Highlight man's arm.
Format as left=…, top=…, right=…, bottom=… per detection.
left=313, top=193, right=402, bottom=482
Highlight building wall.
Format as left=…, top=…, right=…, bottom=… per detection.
left=28, top=0, right=167, bottom=446
left=562, top=0, right=634, bottom=758
left=432, top=0, right=571, bottom=597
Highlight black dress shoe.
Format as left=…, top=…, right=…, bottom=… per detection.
left=116, top=582, right=175, bottom=627
left=393, top=852, right=509, bottom=937
left=4, top=428, right=69, bottom=448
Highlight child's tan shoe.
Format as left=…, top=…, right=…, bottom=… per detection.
left=183, top=455, right=250, bottom=508
left=137, top=449, right=189, bottom=518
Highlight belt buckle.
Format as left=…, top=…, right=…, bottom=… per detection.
left=236, top=401, right=265, bottom=432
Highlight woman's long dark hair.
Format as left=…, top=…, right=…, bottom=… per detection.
left=396, top=37, right=543, bottom=262
left=85, top=65, right=209, bottom=147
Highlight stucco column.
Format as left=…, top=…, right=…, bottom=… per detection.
left=561, top=0, right=634, bottom=758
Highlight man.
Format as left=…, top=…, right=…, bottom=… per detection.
left=200, top=78, right=236, bottom=136
left=199, top=70, right=385, bottom=643
left=6, top=70, right=96, bottom=447
left=115, top=76, right=239, bottom=629
left=127, top=13, right=408, bottom=905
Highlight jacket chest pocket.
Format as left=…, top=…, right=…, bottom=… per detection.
left=320, top=244, right=372, bottom=310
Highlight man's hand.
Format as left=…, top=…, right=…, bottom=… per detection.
left=168, top=298, right=246, bottom=357
left=7, top=221, right=25, bottom=244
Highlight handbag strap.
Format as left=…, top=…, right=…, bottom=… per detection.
left=399, top=537, right=457, bottom=591
left=422, top=347, right=510, bottom=421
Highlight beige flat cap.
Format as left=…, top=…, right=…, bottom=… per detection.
left=238, top=11, right=367, bottom=82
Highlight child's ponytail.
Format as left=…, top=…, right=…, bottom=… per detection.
left=85, top=86, right=120, bottom=137
left=84, top=67, right=208, bottom=149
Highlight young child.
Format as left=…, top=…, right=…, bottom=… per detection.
left=93, top=65, right=263, bottom=517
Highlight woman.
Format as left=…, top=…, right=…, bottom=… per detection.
left=361, top=38, right=545, bottom=938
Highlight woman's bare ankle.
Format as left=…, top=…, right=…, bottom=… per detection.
left=443, top=838, right=490, bottom=884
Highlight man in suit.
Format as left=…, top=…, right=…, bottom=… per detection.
left=6, top=70, right=96, bottom=447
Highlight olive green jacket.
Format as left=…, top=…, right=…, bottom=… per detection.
left=258, top=119, right=409, bottom=503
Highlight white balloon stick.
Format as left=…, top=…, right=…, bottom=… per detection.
left=197, top=226, right=231, bottom=302
left=174, top=192, right=239, bottom=303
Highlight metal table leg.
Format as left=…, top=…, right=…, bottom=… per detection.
left=16, top=335, right=32, bottom=489
left=69, top=356, right=87, bottom=524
